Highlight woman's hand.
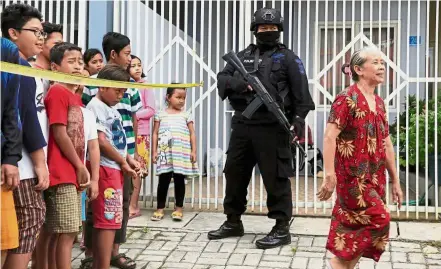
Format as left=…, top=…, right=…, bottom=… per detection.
left=392, top=180, right=404, bottom=209
left=317, top=173, right=337, bottom=201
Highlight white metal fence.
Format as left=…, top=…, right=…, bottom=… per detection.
left=115, top=0, right=440, bottom=220
left=2, top=0, right=440, bottom=220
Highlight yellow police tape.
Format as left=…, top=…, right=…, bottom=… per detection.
left=0, top=61, right=203, bottom=89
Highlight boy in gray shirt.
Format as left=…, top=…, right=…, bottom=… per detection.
left=85, top=64, right=140, bottom=269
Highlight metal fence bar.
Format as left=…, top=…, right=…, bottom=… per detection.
left=165, top=0, right=172, bottom=209
left=176, top=0, right=180, bottom=84
left=199, top=0, right=205, bottom=210
left=54, top=0, right=60, bottom=24
left=395, top=0, right=401, bottom=218
left=385, top=0, right=391, bottom=208
left=416, top=0, right=421, bottom=220
left=214, top=0, right=220, bottom=211
left=62, top=0, right=67, bottom=42
left=424, top=0, right=430, bottom=219
left=223, top=0, right=229, bottom=212
left=48, top=0, right=53, bottom=23
left=314, top=0, right=319, bottom=215
left=113, top=1, right=120, bottom=33
left=207, top=0, right=213, bottom=210
left=405, top=0, right=411, bottom=219
left=435, top=0, right=440, bottom=221
left=322, top=0, right=329, bottom=214
left=78, top=0, right=87, bottom=52
left=191, top=0, right=196, bottom=209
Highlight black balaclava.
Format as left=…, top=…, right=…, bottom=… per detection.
left=254, top=30, right=280, bottom=50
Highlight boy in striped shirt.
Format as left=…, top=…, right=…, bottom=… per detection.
left=81, top=32, right=141, bottom=269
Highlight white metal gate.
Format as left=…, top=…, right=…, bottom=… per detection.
left=3, top=0, right=439, bottom=220
left=113, top=0, right=441, bottom=220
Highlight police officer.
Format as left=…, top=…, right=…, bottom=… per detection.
left=208, top=7, right=315, bottom=249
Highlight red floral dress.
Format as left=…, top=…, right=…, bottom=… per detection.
left=326, top=84, right=391, bottom=262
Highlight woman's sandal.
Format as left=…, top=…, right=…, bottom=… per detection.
left=171, top=211, right=183, bottom=221
left=151, top=210, right=164, bottom=221
left=79, top=257, right=93, bottom=269
left=110, top=253, right=136, bottom=269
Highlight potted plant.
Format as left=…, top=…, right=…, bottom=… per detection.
left=390, top=94, right=441, bottom=204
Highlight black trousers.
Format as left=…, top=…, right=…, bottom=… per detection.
left=223, top=122, right=294, bottom=220
left=84, top=175, right=133, bottom=248
left=157, top=172, right=186, bottom=209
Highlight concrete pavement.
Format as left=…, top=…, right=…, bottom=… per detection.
left=70, top=210, right=441, bottom=269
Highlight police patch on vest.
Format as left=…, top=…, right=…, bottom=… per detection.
left=243, top=56, right=261, bottom=72
left=272, top=53, right=284, bottom=64
left=295, top=58, right=306, bottom=74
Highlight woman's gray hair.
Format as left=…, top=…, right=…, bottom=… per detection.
left=344, top=46, right=382, bottom=81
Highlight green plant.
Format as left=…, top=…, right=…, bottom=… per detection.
left=390, top=94, right=441, bottom=168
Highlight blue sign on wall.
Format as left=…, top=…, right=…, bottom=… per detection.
left=409, top=36, right=422, bottom=46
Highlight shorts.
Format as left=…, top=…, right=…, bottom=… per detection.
left=44, top=184, right=81, bottom=234
left=81, top=191, right=87, bottom=221
left=91, top=166, right=124, bottom=230
left=9, top=178, right=46, bottom=254
left=0, top=186, right=19, bottom=250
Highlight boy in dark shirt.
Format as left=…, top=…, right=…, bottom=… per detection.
left=1, top=4, right=49, bottom=269
left=0, top=36, right=21, bottom=268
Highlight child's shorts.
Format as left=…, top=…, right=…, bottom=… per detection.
left=44, top=184, right=81, bottom=234
left=91, top=165, right=124, bottom=230
left=0, top=186, right=19, bottom=250
left=81, top=191, right=87, bottom=221
left=9, top=178, right=45, bottom=254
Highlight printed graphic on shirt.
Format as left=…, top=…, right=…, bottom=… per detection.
left=36, top=91, right=45, bottom=112
left=66, top=105, right=85, bottom=161
left=104, top=187, right=123, bottom=223
left=111, top=119, right=126, bottom=151
left=157, top=129, right=173, bottom=165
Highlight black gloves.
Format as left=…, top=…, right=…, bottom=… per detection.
left=291, top=116, right=305, bottom=139
left=228, top=77, right=248, bottom=93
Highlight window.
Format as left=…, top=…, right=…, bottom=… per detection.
left=316, top=22, right=399, bottom=108
left=318, top=27, right=353, bottom=106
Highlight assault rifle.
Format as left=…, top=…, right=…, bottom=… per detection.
left=222, top=51, right=307, bottom=157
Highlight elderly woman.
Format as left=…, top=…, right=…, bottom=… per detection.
left=318, top=47, right=404, bottom=269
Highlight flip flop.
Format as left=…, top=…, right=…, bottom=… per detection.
left=171, top=211, right=183, bottom=221
left=110, top=253, right=136, bottom=269
left=151, top=211, right=164, bottom=221
left=129, top=211, right=142, bottom=219
left=79, top=257, right=93, bottom=269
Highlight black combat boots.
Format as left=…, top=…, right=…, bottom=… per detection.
left=255, top=219, right=291, bottom=249
left=207, top=215, right=245, bottom=240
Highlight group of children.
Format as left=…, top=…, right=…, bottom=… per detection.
left=0, top=3, right=198, bottom=269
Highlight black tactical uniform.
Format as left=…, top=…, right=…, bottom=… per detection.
left=208, top=8, right=315, bottom=249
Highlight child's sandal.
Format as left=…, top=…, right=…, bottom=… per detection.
left=171, top=211, right=183, bottom=221
left=79, top=257, right=93, bottom=269
left=151, top=211, right=164, bottom=221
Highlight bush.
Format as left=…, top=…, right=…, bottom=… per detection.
left=390, top=94, right=441, bottom=169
